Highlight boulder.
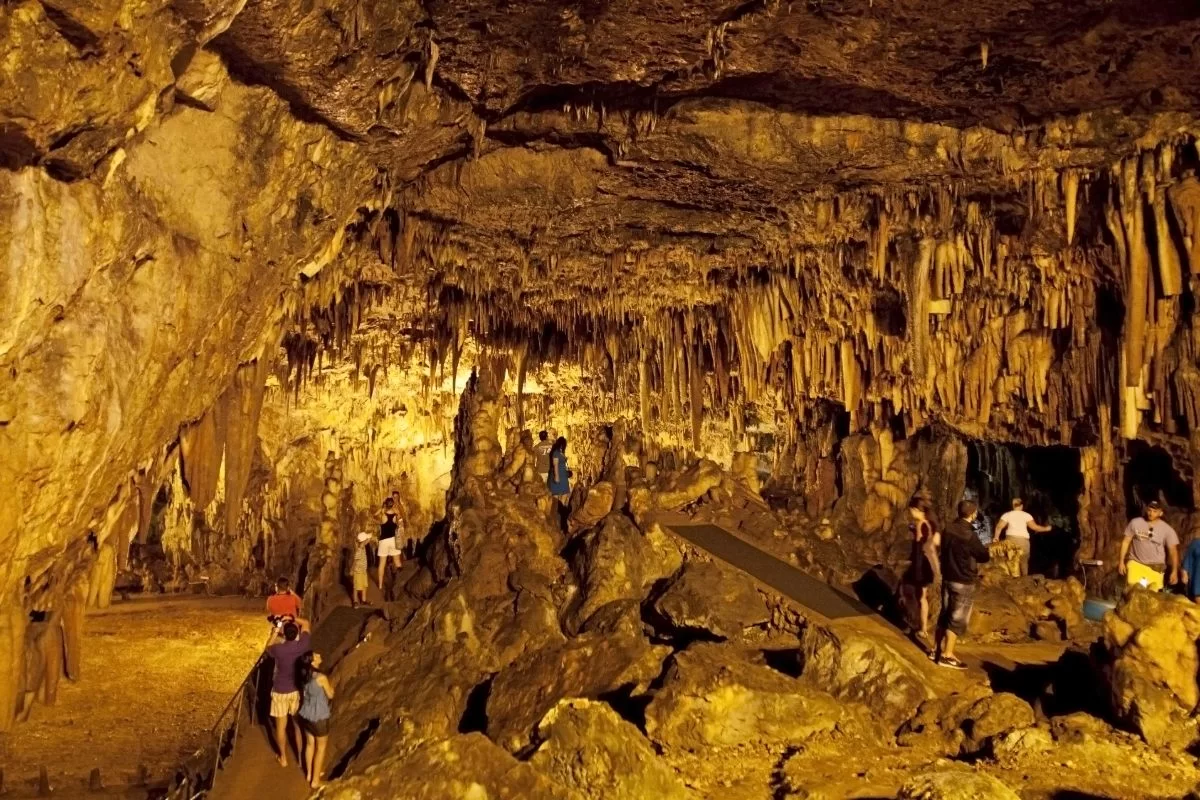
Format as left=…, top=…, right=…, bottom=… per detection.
left=645, top=642, right=870, bottom=752
left=650, top=459, right=724, bottom=512
left=323, top=733, right=577, bottom=800
left=567, top=481, right=615, bottom=532
left=568, top=514, right=678, bottom=630
left=1103, top=589, right=1200, bottom=748
left=798, top=619, right=932, bottom=726
left=486, top=627, right=667, bottom=753
left=898, top=765, right=1021, bottom=800
left=900, top=688, right=1034, bottom=755
left=175, top=49, right=229, bottom=111
left=651, top=560, right=769, bottom=640
left=530, top=699, right=694, bottom=800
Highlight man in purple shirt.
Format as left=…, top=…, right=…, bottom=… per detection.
left=1119, top=500, right=1180, bottom=592
left=267, top=619, right=311, bottom=767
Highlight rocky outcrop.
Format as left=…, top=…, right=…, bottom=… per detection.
left=530, top=699, right=694, bottom=800
left=651, top=560, right=769, bottom=640
left=567, top=513, right=680, bottom=631
left=900, top=688, right=1036, bottom=756
left=645, top=642, right=872, bottom=752
left=798, top=619, right=933, bottom=727
left=1103, top=590, right=1200, bottom=749
left=898, top=766, right=1021, bottom=800
left=323, top=733, right=577, bottom=800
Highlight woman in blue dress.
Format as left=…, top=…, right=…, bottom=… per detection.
left=548, top=436, right=570, bottom=503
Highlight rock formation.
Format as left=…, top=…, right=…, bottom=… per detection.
left=6, top=4, right=1200, bottom=797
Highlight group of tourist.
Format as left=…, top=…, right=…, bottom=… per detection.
left=898, top=493, right=1194, bottom=669
left=264, top=580, right=334, bottom=789
left=899, top=497, right=989, bottom=669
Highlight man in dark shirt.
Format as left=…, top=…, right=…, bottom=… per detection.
left=267, top=619, right=312, bottom=766
left=935, top=499, right=991, bottom=670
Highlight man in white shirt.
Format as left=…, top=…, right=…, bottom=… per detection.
left=994, top=498, right=1052, bottom=577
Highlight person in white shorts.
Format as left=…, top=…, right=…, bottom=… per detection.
left=994, top=497, right=1052, bottom=577
left=377, top=497, right=404, bottom=590
left=266, top=618, right=311, bottom=767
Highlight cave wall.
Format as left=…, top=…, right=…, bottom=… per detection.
left=0, top=57, right=379, bottom=727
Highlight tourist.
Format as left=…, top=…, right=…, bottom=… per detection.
left=548, top=436, right=571, bottom=503
left=266, top=577, right=303, bottom=622
left=297, top=650, right=335, bottom=789
left=1118, top=500, right=1180, bottom=591
left=994, top=498, right=1052, bottom=577
left=377, top=497, right=404, bottom=591
left=935, top=499, right=990, bottom=670
left=267, top=619, right=312, bottom=767
left=535, top=430, right=553, bottom=484
left=898, top=498, right=940, bottom=647
left=1181, top=535, right=1200, bottom=601
left=351, top=532, right=371, bottom=608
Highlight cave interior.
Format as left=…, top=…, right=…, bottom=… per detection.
left=5, top=0, right=1200, bottom=797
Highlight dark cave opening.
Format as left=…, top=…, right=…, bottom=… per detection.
left=965, top=441, right=1084, bottom=577
left=1122, top=440, right=1194, bottom=515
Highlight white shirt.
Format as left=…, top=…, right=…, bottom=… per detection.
left=1000, top=509, right=1034, bottom=539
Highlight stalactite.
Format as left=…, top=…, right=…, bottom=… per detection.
left=179, top=404, right=225, bottom=509
left=223, top=358, right=270, bottom=552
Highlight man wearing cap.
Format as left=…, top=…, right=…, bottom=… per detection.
left=1119, top=501, right=1180, bottom=592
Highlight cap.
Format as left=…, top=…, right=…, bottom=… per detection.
left=1146, top=500, right=1164, bottom=511
left=357, top=531, right=371, bottom=543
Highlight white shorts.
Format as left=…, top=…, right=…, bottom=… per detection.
left=377, top=537, right=401, bottom=558
left=270, top=691, right=300, bottom=718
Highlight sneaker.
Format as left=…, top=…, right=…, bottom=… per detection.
left=937, top=655, right=968, bottom=670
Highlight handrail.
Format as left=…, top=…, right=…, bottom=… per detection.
left=163, top=641, right=270, bottom=800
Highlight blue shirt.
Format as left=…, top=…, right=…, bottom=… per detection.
left=1183, top=539, right=1200, bottom=597
left=548, top=451, right=570, bottom=495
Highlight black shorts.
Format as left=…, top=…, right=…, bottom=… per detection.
left=301, top=716, right=330, bottom=737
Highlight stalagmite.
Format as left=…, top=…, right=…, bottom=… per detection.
left=0, top=593, right=25, bottom=732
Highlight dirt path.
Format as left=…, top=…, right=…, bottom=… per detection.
left=0, top=596, right=266, bottom=797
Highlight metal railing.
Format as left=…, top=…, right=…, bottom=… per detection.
left=163, top=648, right=268, bottom=800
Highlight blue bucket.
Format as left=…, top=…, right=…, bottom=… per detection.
left=1083, top=597, right=1116, bottom=622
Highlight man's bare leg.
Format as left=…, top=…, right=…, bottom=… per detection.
left=941, top=630, right=959, bottom=661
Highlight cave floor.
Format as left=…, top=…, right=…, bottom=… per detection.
left=0, top=595, right=266, bottom=797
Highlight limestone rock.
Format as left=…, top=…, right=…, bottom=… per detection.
left=651, top=560, right=769, bottom=640
left=1103, top=589, right=1200, bottom=748
left=900, top=688, right=1033, bottom=755
left=567, top=480, right=614, bottom=532
left=898, top=765, right=1021, bottom=800
left=486, top=627, right=666, bottom=754
left=645, top=642, right=870, bottom=752
left=798, top=619, right=932, bottom=726
left=323, top=733, right=576, bottom=800
left=568, top=514, right=677, bottom=630
left=174, top=49, right=229, bottom=112
left=651, top=459, right=724, bottom=512
left=530, top=699, right=693, bottom=800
